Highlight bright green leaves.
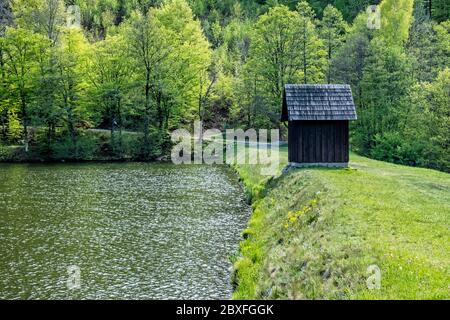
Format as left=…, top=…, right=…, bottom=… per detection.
left=378, top=0, right=414, bottom=47
left=320, top=5, right=348, bottom=83
left=243, top=3, right=327, bottom=127
left=1, top=27, right=51, bottom=148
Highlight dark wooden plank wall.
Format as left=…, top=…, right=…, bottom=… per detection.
left=288, top=120, right=349, bottom=163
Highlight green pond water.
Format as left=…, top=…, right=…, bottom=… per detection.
left=0, top=163, right=251, bottom=299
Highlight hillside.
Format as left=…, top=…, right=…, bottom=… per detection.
left=233, top=149, right=450, bottom=299
left=2, top=0, right=448, bottom=171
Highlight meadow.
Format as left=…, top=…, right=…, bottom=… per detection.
left=233, top=147, right=450, bottom=299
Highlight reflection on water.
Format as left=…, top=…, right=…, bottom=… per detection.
left=0, top=163, right=250, bottom=299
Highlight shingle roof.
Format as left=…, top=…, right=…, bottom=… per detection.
left=281, top=84, right=357, bottom=121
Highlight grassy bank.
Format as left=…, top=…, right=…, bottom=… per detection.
left=232, top=148, right=450, bottom=299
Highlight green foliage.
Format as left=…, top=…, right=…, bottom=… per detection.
left=370, top=131, right=418, bottom=164
left=296, top=1, right=327, bottom=84
left=408, top=3, right=441, bottom=82
left=319, top=4, right=347, bottom=83
left=87, top=33, right=134, bottom=154
left=54, top=27, right=90, bottom=145
left=434, top=21, right=450, bottom=69
left=0, top=0, right=449, bottom=173
left=153, top=0, right=212, bottom=125
left=249, top=5, right=304, bottom=102
left=408, top=6, right=450, bottom=82
left=356, top=42, right=413, bottom=153
left=378, top=0, right=414, bottom=47
left=431, top=0, right=450, bottom=22
left=72, top=0, right=131, bottom=38
left=402, top=69, right=450, bottom=171
left=237, top=3, right=326, bottom=128
left=309, top=0, right=381, bottom=21
left=1, top=27, right=50, bottom=150
left=122, top=0, right=212, bottom=158
left=0, top=0, right=13, bottom=32
left=11, top=0, right=66, bottom=43
left=332, top=13, right=371, bottom=105
left=346, top=0, right=449, bottom=172
left=6, top=108, right=22, bottom=143
left=52, top=131, right=99, bottom=160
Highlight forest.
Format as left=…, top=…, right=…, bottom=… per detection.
left=0, top=0, right=449, bottom=171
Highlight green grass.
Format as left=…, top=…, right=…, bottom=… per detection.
left=232, top=148, right=450, bottom=300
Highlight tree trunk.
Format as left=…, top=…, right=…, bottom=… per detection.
left=143, top=68, right=151, bottom=158
left=110, top=104, right=115, bottom=154
left=67, top=108, right=76, bottom=145
left=65, top=80, right=77, bottom=153
left=428, top=0, right=432, bottom=18
left=23, top=123, right=28, bottom=152
left=117, top=94, right=123, bottom=155
left=20, top=93, right=28, bottom=152
left=328, top=33, right=332, bottom=84
left=303, top=24, right=307, bottom=84
left=47, top=122, right=52, bottom=146
left=164, top=102, right=169, bottom=131
left=156, top=88, right=163, bottom=130
left=198, top=93, right=203, bottom=143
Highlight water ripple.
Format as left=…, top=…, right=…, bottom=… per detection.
left=0, top=163, right=251, bottom=300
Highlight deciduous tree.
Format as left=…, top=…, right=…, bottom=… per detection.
left=1, top=28, right=49, bottom=151
left=54, top=27, right=90, bottom=154
left=319, top=4, right=347, bottom=83
left=88, top=34, right=134, bottom=153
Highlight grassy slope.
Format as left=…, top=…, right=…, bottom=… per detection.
left=232, top=148, right=450, bottom=299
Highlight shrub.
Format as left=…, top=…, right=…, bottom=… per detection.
left=52, top=132, right=99, bottom=160
left=370, top=132, right=404, bottom=163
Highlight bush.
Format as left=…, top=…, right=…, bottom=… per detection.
left=1, top=127, right=172, bottom=162
left=136, top=128, right=172, bottom=161
left=0, top=145, right=30, bottom=162
left=370, top=132, right=423, bottom=166
left=52, top=132, right=99, bottom=160
left=7, top=109, right=22, bottom=144
left=120, top=133, right=142, bottom=159
left=370, top=132, right=403, bottom=163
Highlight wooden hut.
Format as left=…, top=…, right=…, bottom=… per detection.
left=281, top=84, right=357, bottom=167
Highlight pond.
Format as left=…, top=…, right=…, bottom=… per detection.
left=0, top=163, right=251, bottom=299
